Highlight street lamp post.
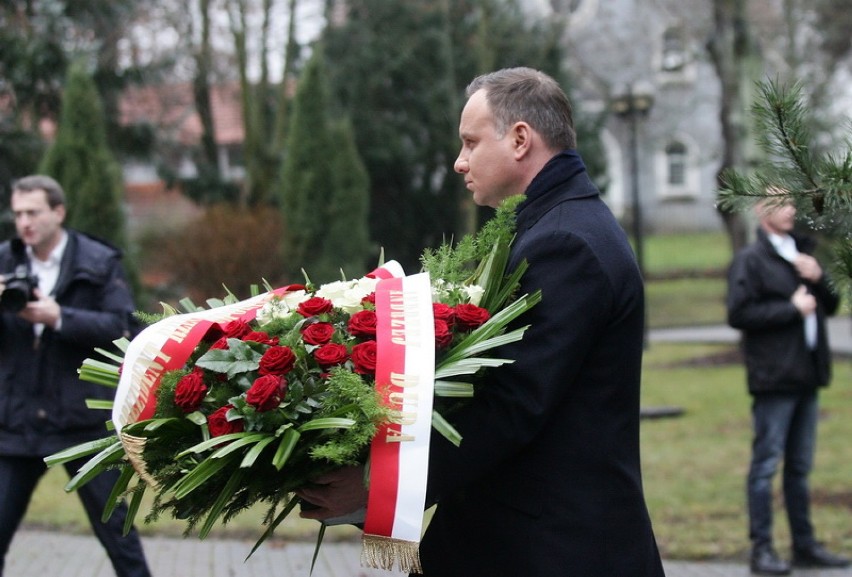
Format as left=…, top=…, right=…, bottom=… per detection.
left=612, top=85, right=654, bottom=280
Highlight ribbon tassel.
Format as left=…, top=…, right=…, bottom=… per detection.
left=361, top=534, right=423, bottom=574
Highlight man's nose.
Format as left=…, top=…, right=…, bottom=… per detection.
left=454, top=155, right=468, bottom=174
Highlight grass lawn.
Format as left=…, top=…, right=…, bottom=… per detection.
left=641, top=343, right=852, bottom=561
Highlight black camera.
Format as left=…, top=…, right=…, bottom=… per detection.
left=0, top=265, right=39, bottom=312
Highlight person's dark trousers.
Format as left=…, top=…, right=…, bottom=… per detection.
left=747, top=391, right=818, bottom=550
left=0, top=455, right=151, bottom=577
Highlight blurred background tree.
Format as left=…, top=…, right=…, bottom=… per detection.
left=279, top=47, right=370, bottom=283
left=39, top=62, right=127, bottom=250
left=38, top=60, right=140, bottom=293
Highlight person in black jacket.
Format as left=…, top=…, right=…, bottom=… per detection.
left=0, top=175, right=151, bottom=577
left=297, top=67, right=664, bottom=576
left=727, top=192, right=848, bottom=575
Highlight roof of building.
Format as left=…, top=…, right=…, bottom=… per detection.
left=119, top=82, right=244, bottom=146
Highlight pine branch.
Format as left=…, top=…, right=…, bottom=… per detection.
left=717, top=79, right=852, bottom=298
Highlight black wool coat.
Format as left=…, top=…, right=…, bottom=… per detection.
left=0, top=230, right=136, bottom=457
left=418, top=151, right=665, bottom=577
left=727, top=228, right=839, bottom=394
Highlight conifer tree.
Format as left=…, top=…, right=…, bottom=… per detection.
left=279, top=49, right=370, bottom=283
left=39, top=61, right=128, bottom=251
left=718, top=79, right=852, bottom=297
left=323, top=118, right=371, bottom=278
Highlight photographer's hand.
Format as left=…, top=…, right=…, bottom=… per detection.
left=19, top=288, right=61, bottom=329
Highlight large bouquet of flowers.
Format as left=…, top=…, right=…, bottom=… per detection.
left=46, top=197, right=539, bottom=572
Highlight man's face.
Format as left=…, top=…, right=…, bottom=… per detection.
left=453, top=89, right=522, bottom=208
left=11, top=189, right=65, bottom=254
left=757, top=198, right=797, bottom=235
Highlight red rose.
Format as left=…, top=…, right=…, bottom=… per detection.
left=350, top=341, right=377, bottom=375
left=259, top=345, right=296, bottom=375
left=297, top=297, right=334, bottom=317
left=209, top=337, right=230, bottom=350
left=434, top=319, right=453, bottom=349
left=301, top=322, right=335, bottom=345
left=314, top=343, right=349, bottom=368
left=246, top=374, right=286, bottom=412
left=208, top=405, right=244, bottom=437
left=433, top=302, right=456, bottom=325
left=348, top=310, right=377, bottom=338
left=174, top=369, right=208, bottom=413
left=243, top=330, right=278, bottom=345
left=361, top=293, right=376, bottom=306
left=453, top=303, right=491, bottom=331
left=221, top=320, right=252, bottom=339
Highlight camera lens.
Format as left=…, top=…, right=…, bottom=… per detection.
left=0, top=284, right=29, bottom=312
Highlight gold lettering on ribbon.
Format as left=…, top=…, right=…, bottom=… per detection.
left=386, top=430, right=416, bottom=443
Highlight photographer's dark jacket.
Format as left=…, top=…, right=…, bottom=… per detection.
left=727, top=228, right=839, bottom=395
left=0, top=230, right=135, bottom=457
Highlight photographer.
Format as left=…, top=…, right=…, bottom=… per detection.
left=0, top=175, right=150, bottom=577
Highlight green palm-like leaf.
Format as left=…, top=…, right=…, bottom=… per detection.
left=170, top=452, right=241, bottom=499
left=199, top=468, right=246, bottom=539
left=247, top=496, right=301, bottom=559
left=65, top=441, right=126, bottom=490
left=273, top=428, right=300, bottom=470
left=432, top=410, right=461, bottom=447
left=433, top=380, right=474, bottom=397
left=102, top=465, right=135, bottom=522
left=123, top=485, right=145, bottom=536
left=44, top=436, right=119, bottom=468
left=241, top=435, right=277, bottom=468
left=297, top=417, right=355, bottom=432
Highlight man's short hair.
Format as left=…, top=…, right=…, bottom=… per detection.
left=466, top=67, right=577, bottom=151
left=11, top=175, right=66, bottom=208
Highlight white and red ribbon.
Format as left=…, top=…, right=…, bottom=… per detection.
left=363, top=272, right=435, bottom=573
left=112, top=286, right=294, bottom=432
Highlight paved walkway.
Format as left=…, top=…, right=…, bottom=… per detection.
left=649, top=315, right=852, bottom=355
left=7, top=316, right=851, bottom=577
left=7, top=527, right=852, bottom=577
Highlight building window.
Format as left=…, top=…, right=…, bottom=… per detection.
left=661, top=27, right=686, bottom=72
left=656, top=137, right=698, bottom=200
left=666, top=142, right=687, bottom=186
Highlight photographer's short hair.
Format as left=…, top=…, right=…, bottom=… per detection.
left=11, top=175, right=66, bottom=208
left=466, top=67, right=577, bottom=151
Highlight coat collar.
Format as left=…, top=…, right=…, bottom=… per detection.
left=515, top=149, right=597, bottom=232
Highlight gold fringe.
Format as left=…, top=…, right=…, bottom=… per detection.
left=361, top=534, right=422, bottom=574
left=119, top=433, right=159, bottom=489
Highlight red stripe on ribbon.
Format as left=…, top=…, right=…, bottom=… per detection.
left=364, top=277, right=406, bottom=536
left=130, top=286, right=296, bottom=422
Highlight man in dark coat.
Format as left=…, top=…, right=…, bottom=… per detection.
left=0, top=175, right=151, bottom=577
left=727, top=193, right=847, bottom=575
left=298, top=68, right=664, bottom=577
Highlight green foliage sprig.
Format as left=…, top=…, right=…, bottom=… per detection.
left=717, top=79, right=852, bottom=296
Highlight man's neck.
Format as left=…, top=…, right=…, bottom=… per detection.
left=32, top=230, right=66, bottom=262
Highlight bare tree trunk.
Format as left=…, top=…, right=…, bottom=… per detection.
left=707, top=0, right=757, bottom=253
left=193, top=0, right=218, bottom=170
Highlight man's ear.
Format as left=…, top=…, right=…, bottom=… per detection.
left=510, top=122, right=533, bottom=160
left=55, top=204, right=67, bottom=224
